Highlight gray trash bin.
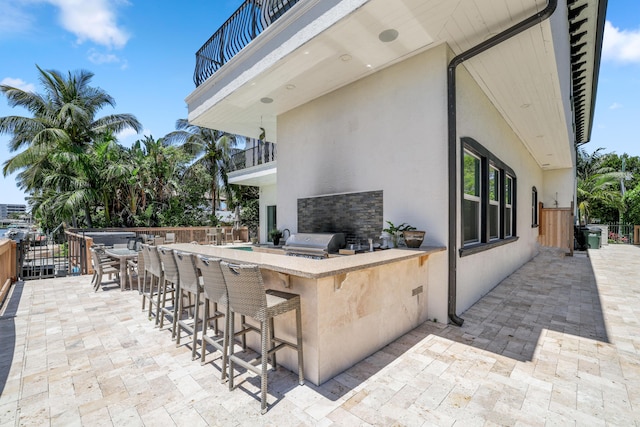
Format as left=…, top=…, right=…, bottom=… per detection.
left=588, top=227, right=601, bottom=249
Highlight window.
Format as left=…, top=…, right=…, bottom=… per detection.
left=461, top=138, right=517, bottom=254
left=531, top=186, right=538, bottom=227
left=463, top=151, right=481, bottom=244
left=489, top=166, right=500, bottom=240
left=505, top=175, right=513, bottom=238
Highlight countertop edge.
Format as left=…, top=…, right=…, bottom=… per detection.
left=166, top=244, right=446, bottom=279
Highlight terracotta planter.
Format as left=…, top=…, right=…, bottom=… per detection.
left=403, top=230, right=425, bottom=248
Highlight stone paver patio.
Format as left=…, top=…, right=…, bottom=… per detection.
left=0, top=245, right=639, bottom=426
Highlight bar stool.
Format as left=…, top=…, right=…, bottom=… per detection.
left=140, top=244, right=163, bottom=320
left=220, top=261, right=304, bottom=414
left=138, top=245, right=151, bottom=310
left=173, top=250, right=204, bottom=360
left=156, top=246, right=180, bottom=334
left=194, top=255, right=229, bottom=380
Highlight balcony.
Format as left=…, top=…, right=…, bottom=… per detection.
left=194, top=0, right=301, bottom=87
left=228, top=140, right=277, bottom=186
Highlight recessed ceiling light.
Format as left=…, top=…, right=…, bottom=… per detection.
left=542, top=163, right=550, bottom=167
left=366, top=64, right=372, bottom=68
left=379, top=29, right=399, bottom=43
left=260, top=97, right=273, bottom=104
left=340, top=54, right=352, bottom=62
left=520, top=103, right=531, bottom=109
left=286, top=84, right=296, bottom=90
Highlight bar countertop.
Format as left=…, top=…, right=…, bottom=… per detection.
left=166, top=243, right=446, bottom=279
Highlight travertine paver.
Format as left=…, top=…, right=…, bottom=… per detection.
left=0, top=245, right=639, bottom=426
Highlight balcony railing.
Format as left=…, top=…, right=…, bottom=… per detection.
left=194, top=0, right=300, bottom=87
left=230, top=141, right=277, bottom=172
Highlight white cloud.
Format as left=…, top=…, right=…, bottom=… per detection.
left=116, top=127, right=139, bottom=139
left=116, top=128, right=152, bottom=147
left=87, top=49, right=129, bottom=69
left=88, top=50, right=120, bottom=64
left=603, top=21, right=640, bottom=63
left=45, top=0, right=130, bottom=49
left=0, top=1, right=34, bottom=37
left=609, top=102, right=623, bottom=110
left=0, top=77, right=36, bottom=92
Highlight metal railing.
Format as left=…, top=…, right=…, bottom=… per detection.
left=230, top=141, right=277, bottom=172
left=194, top=0, right=300, bottom=86
left=16, top=234, right=81, bottom=281
left=606, top=224, right=636, bottom=244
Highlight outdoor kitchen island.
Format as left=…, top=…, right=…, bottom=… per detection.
left=168, top=242, right=446, bottom=385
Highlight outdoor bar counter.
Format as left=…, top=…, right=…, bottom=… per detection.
left=168, top=243, right=446, bottom=385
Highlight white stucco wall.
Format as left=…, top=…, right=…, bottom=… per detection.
left=277, top=45, right=449, bottom=242
left=542, top=168, right=575, bottom=209
left=455, top=62, right=544, bottom=315
left=277, top=45, right=450, bottom=323
left=273, top=40, right=571, bottom=322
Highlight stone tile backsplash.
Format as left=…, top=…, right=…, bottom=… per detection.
left=297, top=190, right=383, bottom=243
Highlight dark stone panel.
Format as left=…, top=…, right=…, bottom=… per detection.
left=297, top=191, right=383, bottom=243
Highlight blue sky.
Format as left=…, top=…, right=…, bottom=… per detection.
left=1, top=0, right=639, bottom=205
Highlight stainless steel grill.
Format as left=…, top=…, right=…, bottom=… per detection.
left=283, top=233, right=345, bottom=259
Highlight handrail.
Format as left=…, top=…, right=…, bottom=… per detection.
left=194, top=0, right=300, bottom=86
left=230, top=141, right=277, bottom=172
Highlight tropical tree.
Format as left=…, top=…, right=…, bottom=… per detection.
left=0, top=65, right=141, bottom=228
left=164, top=119, right=236, bottom=218
left=623, top=184, right=640, bottom=226
left=141, top=136, right=186, bottom=226
left=576, top=147, right=628, bottom=225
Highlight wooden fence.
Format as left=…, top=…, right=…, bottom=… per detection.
left=538, top=203, right=574, bottom=255
left=0, top=238, right=17, bottom=308
left=68, top=226, right=248, bottom=246
left=65, top=226, right=249, bottom=276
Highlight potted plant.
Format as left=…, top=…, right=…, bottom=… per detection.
left=403, top=229, right=426, bottom=248
left=269, top=228, right=283, bottom=246
left=382, top=221, right=425, bottom=248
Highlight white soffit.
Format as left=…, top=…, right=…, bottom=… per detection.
left=187, top=0, right=579, bottom=169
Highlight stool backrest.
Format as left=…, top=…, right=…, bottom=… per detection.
left=220, top=262, right=267, bottom=319
left=174, top=251, right=199, bottom=294
left=136, top=251, right=145, bottom=272
left=158, top=246, right=179, bottom=284
left=140, top=243, right=151, bottom=272
left=195, top=255, right=226, bottom=305
left=141, top=244, right=162, bottom=277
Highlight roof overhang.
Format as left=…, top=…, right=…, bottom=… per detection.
left=186, top=0, right=607, bottom=170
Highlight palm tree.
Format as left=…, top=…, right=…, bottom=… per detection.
left=164, top=119, right=236, bottom=218
left=0, top=65, right=141, bottom=227
left=576, top=147, right=628, bottom=225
